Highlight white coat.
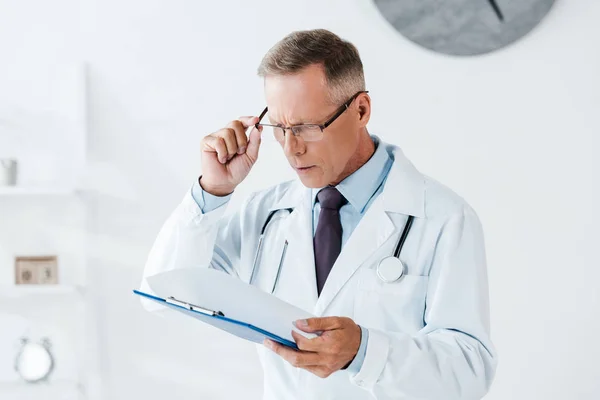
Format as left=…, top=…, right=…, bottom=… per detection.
left=140, top=141, right=498, bottom=400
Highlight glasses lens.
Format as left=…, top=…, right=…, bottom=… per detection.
left=293, top=125, right=323, bottom=142
left=258, top=125, right=285, bottom=143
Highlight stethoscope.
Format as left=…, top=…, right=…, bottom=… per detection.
left=249, top=208, right=294, bottom=293
left=377, top=215, right=414, bottom=283
left=248, top=209, right=415, bottom=293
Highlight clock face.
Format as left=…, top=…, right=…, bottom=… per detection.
left=373, top=0, right=556, bottom=56
left=15, top=339, right=54, bottom=383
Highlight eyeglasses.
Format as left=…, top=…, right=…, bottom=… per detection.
left=255, top=90, right=368, bottom=143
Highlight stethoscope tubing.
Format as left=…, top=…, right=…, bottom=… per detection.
left=250, top=209, right=414, bottom=289
left=394, top=215, right=414, bottom=258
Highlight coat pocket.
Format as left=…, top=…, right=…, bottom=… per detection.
left=353, top=268, right=429, bottom=334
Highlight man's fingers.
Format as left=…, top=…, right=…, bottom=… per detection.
left=295, top=317, right=342, bottom=333
left=264, top=339, right=321, bottom=368
left=205, top=117, right=260, bottom=161
left=218, top=128, right=239, bottom=160
left=202, top=135, right=228, bottom=164
left=238, top=115, right=259, bottom=128
left=291, top=330, right=323, bottom=352
left=226, top=120, right=249, bottom=155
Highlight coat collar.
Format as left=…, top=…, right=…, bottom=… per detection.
left=311, top=135, right=393, bottom=214
left=267, top=143, right=426, bottom=219
left=267, top=182, right=309, bottom=213
left=380, top=143, right=426, bottom=218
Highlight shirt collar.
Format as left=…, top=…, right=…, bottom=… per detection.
left=311, top=135, right=392, bottom=214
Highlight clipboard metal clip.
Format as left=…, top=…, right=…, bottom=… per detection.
left=166, top=296, right=225, bottom=317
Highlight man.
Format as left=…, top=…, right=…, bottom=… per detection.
left=141, top=29, right=497, bottom=399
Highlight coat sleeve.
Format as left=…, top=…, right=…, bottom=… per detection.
left=138, top=189, right=258, bottom=311
left=349, top=205, right=498, bottom=399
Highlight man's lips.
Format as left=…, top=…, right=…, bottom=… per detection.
left=294, top=165, right=315, bottom=172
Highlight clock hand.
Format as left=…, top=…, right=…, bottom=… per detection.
left=487, top=0, right=505, bottom=22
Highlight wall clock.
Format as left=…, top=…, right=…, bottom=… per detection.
left=373, top=0, right=556, bottom=56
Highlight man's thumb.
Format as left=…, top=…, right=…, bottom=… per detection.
left=246, top=125, right=262, bottom=160
left=295, top=317, right=337, bottom=333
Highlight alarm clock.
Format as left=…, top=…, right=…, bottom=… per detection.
left=14, top=337, right=55, bottom=383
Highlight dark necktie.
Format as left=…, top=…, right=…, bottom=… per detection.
left=314, top=187, right=347, bottom=296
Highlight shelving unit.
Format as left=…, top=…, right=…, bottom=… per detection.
left=0, top=284, right=84, bottom=298
left=0, top=379, right=84, bottom=400
left=0, top=187, right=77, bottom=196
left=0, top=62, right=100, bottom=400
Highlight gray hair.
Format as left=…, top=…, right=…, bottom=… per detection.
left=257, top=29, right=365, bottom=105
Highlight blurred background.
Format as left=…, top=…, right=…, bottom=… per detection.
left=0, top=0, right=598, bottom=399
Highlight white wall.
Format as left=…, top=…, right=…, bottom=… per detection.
left=2, top=0, right=599, bottom=399
left=0, top=1, right=98, bottom=399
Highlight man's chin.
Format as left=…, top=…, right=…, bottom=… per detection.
left=296, top=171, right=325, bottom=189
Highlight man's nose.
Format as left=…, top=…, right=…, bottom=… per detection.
left=283, top=130, right=305, bottom=156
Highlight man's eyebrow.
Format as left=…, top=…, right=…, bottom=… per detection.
left=267, top=116, right=315, bottom=126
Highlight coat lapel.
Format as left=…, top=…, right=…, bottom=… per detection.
left=313, top=195, right=395, bottom=316
left=268, top=184, right=318, bottom=312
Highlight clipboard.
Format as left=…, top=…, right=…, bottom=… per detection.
left=133, top=289, right=299, bottom=349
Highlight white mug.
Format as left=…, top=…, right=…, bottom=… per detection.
left=0, top=159, right=17, bottom=186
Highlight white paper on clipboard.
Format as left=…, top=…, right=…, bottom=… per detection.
left=144, top=268, right=317, bottom=344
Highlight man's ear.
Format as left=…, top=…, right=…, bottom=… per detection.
left=357, top=94, right=371, bottom=125
left=358, top=103, right=368, bottom=118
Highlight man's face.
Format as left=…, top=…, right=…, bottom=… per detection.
left=264, top=65, right=367, bottom=188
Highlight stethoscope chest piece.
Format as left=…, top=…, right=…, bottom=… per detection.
left=376, top=256, right=405, bottom=283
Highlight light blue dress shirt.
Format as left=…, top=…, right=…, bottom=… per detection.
left=192, top=135, right=393, bottom=374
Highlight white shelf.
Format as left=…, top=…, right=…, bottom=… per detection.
left=0, top=379, right=83, bottom=400
left=0, top=284, right=84, bottom=298
left=0, top=62, right=87, bottom=195
left=0, top=186, right=76, bottom=196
